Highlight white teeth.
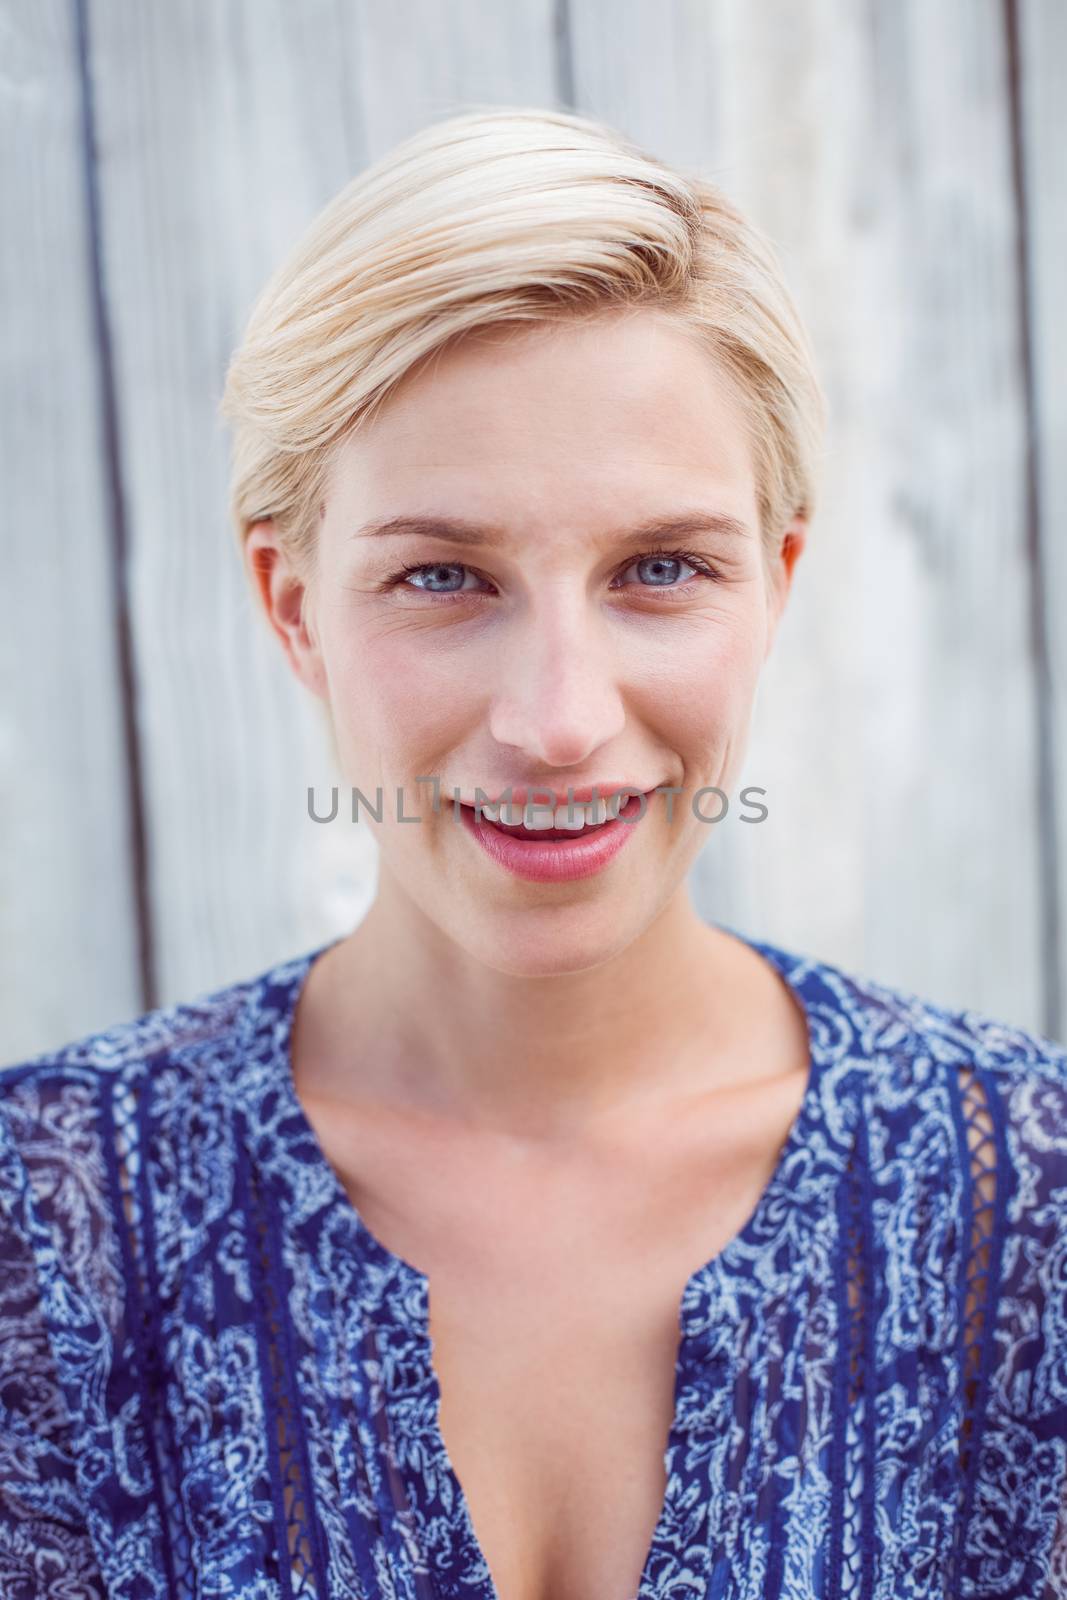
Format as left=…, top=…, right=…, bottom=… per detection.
left=476, top=793, right=634, bottom=829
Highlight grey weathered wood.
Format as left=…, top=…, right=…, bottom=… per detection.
left=569, top=0, right=1046, bottom=1032
left=1017, top=0, right=1066, bottom=1042
left=0, top=0, right=140, bottom=1061
left=78, top=0, right=374, bottom=1007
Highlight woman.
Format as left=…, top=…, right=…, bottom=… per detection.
left=2, top=107, right=1065, bottom=1600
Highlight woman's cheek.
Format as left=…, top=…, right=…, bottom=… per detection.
left=328, top=632, right=477, bottom=779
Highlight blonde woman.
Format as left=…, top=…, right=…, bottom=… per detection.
left=2, top=108, right=1065, bottom=1600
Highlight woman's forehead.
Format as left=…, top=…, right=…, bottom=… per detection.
left=323, top=318, right=758, bottom=522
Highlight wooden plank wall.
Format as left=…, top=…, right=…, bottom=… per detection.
left=2, top=0, right=1063, bottom=1061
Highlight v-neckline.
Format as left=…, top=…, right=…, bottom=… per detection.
left=239, top=921, right=830, bottom=1599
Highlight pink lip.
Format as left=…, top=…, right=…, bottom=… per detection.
left=459, top=793, right=647, bottom=882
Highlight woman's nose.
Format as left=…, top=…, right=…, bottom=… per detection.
left=486, top=595, right=627, bottom=767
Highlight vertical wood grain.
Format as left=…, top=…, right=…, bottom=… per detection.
left=0, top=0, right=140, bottom=1060
left=1014, top=0, right=1065, bottom=1041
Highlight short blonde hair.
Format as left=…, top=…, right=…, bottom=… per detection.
left=220, top=106, right=826, bottom=579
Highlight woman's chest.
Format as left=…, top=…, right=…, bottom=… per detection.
left=308, top=1070, right=818, bottom=1595
left=424, top=1247, right=690, bottom=1600
left=102, top=1129, right=972, bottom=1600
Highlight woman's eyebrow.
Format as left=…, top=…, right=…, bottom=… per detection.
left=350, top=512, right=753, bottom=548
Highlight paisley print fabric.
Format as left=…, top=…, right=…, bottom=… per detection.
left=1, top=926, right=1066, bottom=1598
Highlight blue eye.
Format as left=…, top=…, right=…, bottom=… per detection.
left=396, top=562, right=484, bottom=594
left=384, top=547, right=721, bottom=601
left=619, top=553, right=698, bottom=587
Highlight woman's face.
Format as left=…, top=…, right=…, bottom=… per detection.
left=251, top=308, right=804, bottom=976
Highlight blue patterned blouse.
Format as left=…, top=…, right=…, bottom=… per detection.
left=2, top=928, right=1067, bottom=1599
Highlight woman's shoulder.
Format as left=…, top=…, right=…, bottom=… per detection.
left=776, top=936, right=1067, bottom=1252
left=0, top=943, right=321, bottom=1211
left=0, top=938, right=327, bottom=1103
left=762, top=932, right=1067, bottom=1085
left=0, top=944, right=327, bottom=1356
left=2, top=963, right=258, bottom=1098
left=756, top=933, right=1067, bottom=1204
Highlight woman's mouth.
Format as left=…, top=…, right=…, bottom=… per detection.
left=458, top=792, right=648, bottom=883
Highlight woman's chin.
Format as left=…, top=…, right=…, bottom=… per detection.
left=443, top=907, right=650, bottom=980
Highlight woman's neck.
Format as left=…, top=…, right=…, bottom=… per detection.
left=290, top=888, right=796, bottom=1142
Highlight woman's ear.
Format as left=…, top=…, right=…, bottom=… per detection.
left=763, top=516, right=808, bottom=660
left=244, top=521, right=329, bottom=701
